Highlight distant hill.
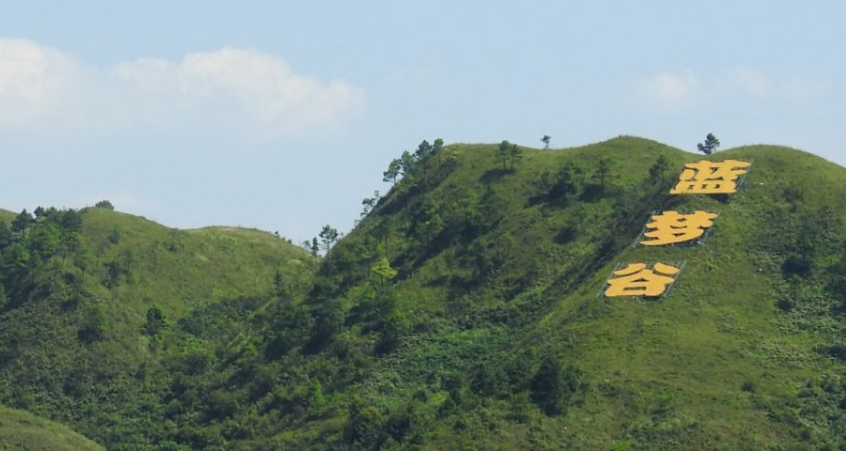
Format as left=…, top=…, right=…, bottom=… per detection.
left=0, top=206, right=317, bottom=448
left=0, top=405, right=104, bottom=451
left=0, top=209, right=14, bottom=223
left=4, top=137, right=846, bottom=450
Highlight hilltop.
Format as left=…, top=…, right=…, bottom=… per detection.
left=3, top=137, right=846, bottom=450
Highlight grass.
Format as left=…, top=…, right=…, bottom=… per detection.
left=0, top=405, right=104, bottom=451
left=5, top=136, right=846, bottom=450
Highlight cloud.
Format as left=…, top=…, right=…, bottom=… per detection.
left=632, top=70, right=703, bottom=110
left=0, top=39, right=85, bottom=129
left=720, top=66, right=829, bottom=103
left=0, top=39, right=364, bottom=136
left=633, top=67, right=829, bottom=111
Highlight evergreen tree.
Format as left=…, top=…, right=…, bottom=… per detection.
left=95, top=200, right=115, bottom=210
left=541, top=135, right=551, bottom=150
left=509, top=143, right=523, bottom=169
left=497, top=140, right=512, bottom=169
left=414, top=139, right=433, bottom=161
left=648, top=154, right=671, bottom=182
left=143, top=306, right=168, bottom=336
left=697, top=133, right=720, bottom=155
left=310, top=237, right=320, bottom=256
left=319, top=225, right=339, bottom=252
left=383, top=159, right=401, bottom=184
left=400, top=150, right=416, bottom=176
left=11, top=209, right=34, bottom=233
left=595, top=156, right=617, bottom=191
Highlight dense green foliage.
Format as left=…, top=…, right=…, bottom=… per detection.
left=4, top=137, right=846, bottom=450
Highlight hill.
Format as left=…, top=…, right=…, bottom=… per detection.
left=0, top=207, right=317, bottom=449
left=0, top=405, right=104, bottom=451
left=297, top=137, right=846, bottom=450
left=4, top=137, right=846, bottom=450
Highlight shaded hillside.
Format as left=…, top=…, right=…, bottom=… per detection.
left=0, top=405, right=104, bottom=451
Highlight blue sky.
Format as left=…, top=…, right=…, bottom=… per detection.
left=1, top=1, right=844, bottom=242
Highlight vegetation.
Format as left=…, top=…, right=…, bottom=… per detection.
left=4, top=136, right=846, bottom=450
left=697, top=132, right=721, bottom=154
left=0, top=405, right=104, bottom=451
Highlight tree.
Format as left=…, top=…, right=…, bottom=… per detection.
left=383, top=159, right=401, bottom=184
left=361, top=191, right=380, bottom=218
left=595, top=156, right=617, bottom=191
left=371, top=257, right=398, bottom=284
left=95, top=200, right=115, bottom=210
left=541, top=135, right=551, bottom=150
left=414, top=140, right=433, bottom=161
left=697, top=133, right=720, bottom=155
left=509, top=143, right=523, bottom=169
left=143, top=306, right=168, bottom=336
left=530, top=354, right=584, bottom=416
left=433, top=138, right=445, bottom=164
left=497, top=140, right=512, bottom=169
left=648, top=154, right=671, bottom=182
left=399, top=150, right=415, bottom=176
left=11, top=209, right=34, bottom=233
left=310, top=237, right=320, bottom=256
left=319, top=225, right=339, bottom=252
left=551, top=161, right=586, bottom=200
left=433, top=138, right=444, bottom=154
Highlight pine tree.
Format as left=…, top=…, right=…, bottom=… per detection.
left=697, top=133, right=721, bottom=155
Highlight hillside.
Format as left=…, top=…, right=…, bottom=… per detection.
left=0, top=405, right=104, bottom=451
left=301, top=137, right=846, bottom=450
left=3, top=137, right=846, bottom=450
left=0, top=207, right=318, bottom=449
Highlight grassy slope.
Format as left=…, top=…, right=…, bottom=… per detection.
left=327, top=137, right=846, bottom=450
left=528, top=145, right=846, bottom=449
left=0, top=209, right=14, bottom=223
left=0, top=405, right=104, bottom=451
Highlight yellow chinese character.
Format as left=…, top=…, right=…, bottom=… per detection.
left=605, top=263, right=680, bottom=298
left=670, top=160, right=751, bottom=194
left=640, top=210, right=718, bottom=246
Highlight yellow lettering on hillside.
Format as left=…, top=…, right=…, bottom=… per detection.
left=640, top=211, right=718, bottom=246
left=670, top=160, right=751, bottom=194
left=604, top=263, right=680, bottom=298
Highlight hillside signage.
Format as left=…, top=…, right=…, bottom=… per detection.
left=604, top=159, right=751, bottom=298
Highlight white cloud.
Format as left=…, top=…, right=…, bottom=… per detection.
left=720, top=66, right=829, bottom=103
left=0, top=39, right=85, bottom=129
left=0, top=39, right=364, bottom=136
left=632, top=70, right=703, bottom=110
left=633, top=67, right=829, bottom=111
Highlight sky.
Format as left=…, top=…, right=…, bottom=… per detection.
left=1, top=1, right=844, bottom=242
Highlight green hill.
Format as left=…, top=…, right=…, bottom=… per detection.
left=296, top=137, right=846, bottom=450
left=0, top=207, right=317, bottom=449
left=0, top=405, right=104, bottom=451
left=3, top=137, right=846, bottom=450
